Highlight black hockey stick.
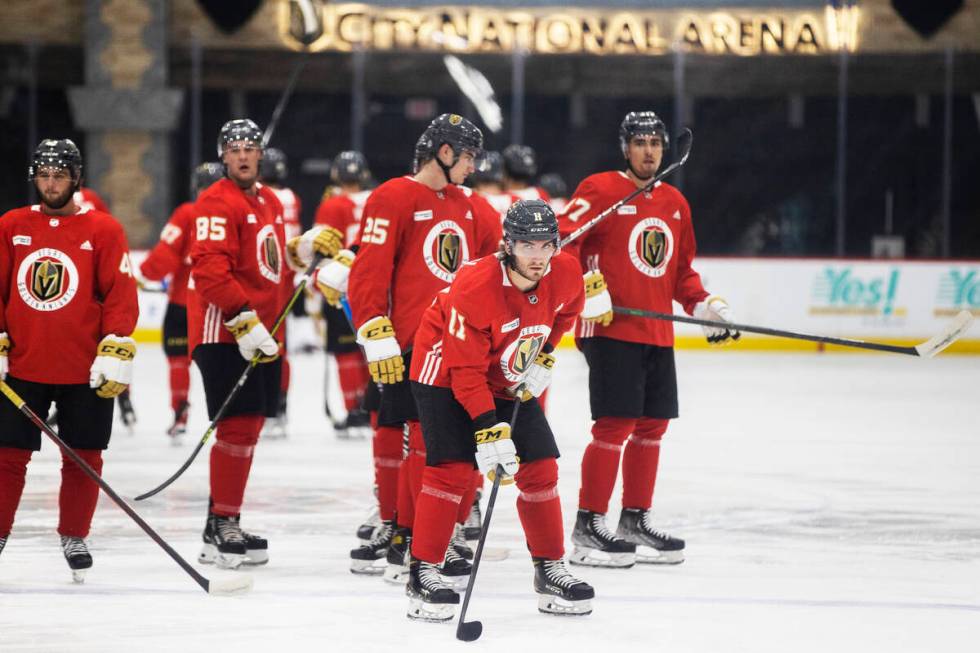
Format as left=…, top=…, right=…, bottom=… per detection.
left=559, top=128, right=693, bottom=249
left=0, top=380, right=252, bottom=596
left=135, top=255, right=325, bottom=501
left=456, top=395, right=524, bottom=642
left=612, top=306, right=975, bottom=358
left=262, top=53, right=308, bottom=148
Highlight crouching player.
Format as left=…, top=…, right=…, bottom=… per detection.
left=405, top=199, right=594, bottom=621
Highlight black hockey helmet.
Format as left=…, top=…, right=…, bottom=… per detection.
left=217, top=118, right=264, bottom=156
left=503, top=199, right=559, bottom=246
left=192, top=161, right=225, bottom=196
left=28, top=138, right=83, bottom=188
left=414, top=113, right=483, bottom=168
left=259, top=147, right=288, bottom=184
left=502, top=144, right=538, bottom=181
left=538, top=173, right=568, bottom=199
left=331, top=150, right=371, bottom=185
left=470, top=150, right=503, bottom=186
left=619, top=111, right=669, bottom=156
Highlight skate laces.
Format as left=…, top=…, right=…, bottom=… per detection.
left=465, top=499, right=482, bottom=528
left=214, top=516, right=245, bottom=545
left=367, top=521, right=393, bottom=547
left=60, top=536, right=89, bottom=557
left=419, top=562, right=448, bottom=590
left=589, top=513, right=621, bottom=542
left=451, top=524, right=467, bottom=547
left=639, top=511, right=672, bottom=540
left=444, top=542, right=465, bottom=564
left=542, top=560, right=580, bottom=589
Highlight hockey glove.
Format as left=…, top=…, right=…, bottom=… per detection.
left=312, top=249, right=354, bottom=308
left=693, top=296, right=741, bottom=346
left=286, top=226, right=344, bottom=271
left=474, top=421, right=519, bottom=485
left=519, top=351, right=555, bottom=401
left=224, top=309, right=280, bottom=362
left=89, top=335, right=136, bottom=398
left=0, top=332, right=9, bottom=380
left=356, top=316, right=404, bottom=384
left=581, top=271, right=613, bottom=327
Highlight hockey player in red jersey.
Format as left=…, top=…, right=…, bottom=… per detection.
left=558, top=111, right=739, bottom=568
left=73, top=186, right=109, bottom=214
left=187, top=119, right=340, bottom=570
left=0, top=139, right=138, bottom=581
left=502, top=144, right=551, bottom=203
left=139, top=161, right=224, bottom=441
left=470, top=150, right=517, bottom=219
left=406, top=200, right=594, bottom=620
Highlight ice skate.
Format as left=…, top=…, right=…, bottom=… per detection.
left=335, top=408, right=371, bottom=440
left=570, top=509, right=636, bottom=568
left=533, top=557, right=594, bottom=616
left=260, top=413, right=287, bottom=440
left=350, top=520, right=392, bottom=574
left=383, top=526, right=411, bottom=585
left=438, top=539, right=472, bottom=590
left=117, top=389, right=136, bottom=435
left=166, top=401, right=189, bottom=443
left=240, top=528, right=269, bottom=566
left=198, top=513, right=247, bottom=569
left=450, top=522, right=473, bottom=560
left=356, top=499, right=381, bottom=543
left=406, top=559, right=459, bottom=622
left=0, top=534, right=6, bottom=557
left=463, top=490, right=482, bottom=540
left=617, top=508, right=685, bottom=564
left=60, top=535, right=93, bottom=584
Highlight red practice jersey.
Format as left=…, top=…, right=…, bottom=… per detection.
left=347, top=177, right=499, bottom=350
left=557, top=171, right=708, bottom=346
left=458, top=186, right=503, bottom=252
left=268, top=186, right=302, bottom=243
left=315, top=188, right=372, bottom=248
left=187, top=179, right=286, bottom=352
left=73, top=187, right=110, bottom=214
left=0, top=205, right=138, bottom=384
left=479, top=190, right=519, bottom=220
left=510, top=186, right=551, bottom=203
left=411, top=252, right=583, bottom=420
left=140, top=201, right=195, bottom=306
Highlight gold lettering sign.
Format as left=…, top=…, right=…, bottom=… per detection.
left=280, top=3, right=857, bottom=55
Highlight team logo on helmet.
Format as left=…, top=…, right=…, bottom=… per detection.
left=255, top=225, right=282, bottom=284
left=499, top=326, right=552, bottom=383
left=628, top=218, right=674, bottom=278
left=423, top=220, right=470, bottom=282
left=17, top=248, right=79, bottom=311
left=449, top=114, right=463, bottom=125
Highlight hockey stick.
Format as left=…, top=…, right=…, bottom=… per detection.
left=134, top=255, right=325, bottom=501
left=456, top=394, right=524, bottom=642
left=0, top=380, right=252, bottom=596
left=559, top=128, right=693, bottom=249
left=262, top=53, right=308, bottom=148
left=612, top=306, right=975, bottom=358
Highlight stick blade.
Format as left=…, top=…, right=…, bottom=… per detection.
left=456, top=620, right=483, bottom=642
left=207, top=574, right=254, bottom=596
left=915, top=310, right=975, bottom=358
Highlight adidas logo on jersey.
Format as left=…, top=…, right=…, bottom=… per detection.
left=672, top=210, right=681, bottom=220
left=80, top=240, right=93, bottom=250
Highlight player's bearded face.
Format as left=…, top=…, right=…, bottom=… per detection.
left=509, top=239, right=557, bottom=282
left=223, top=141, right=262, bottom=188
left=35, top=168, right=75, bottom=210
left=627, top=135, right=663, bottom=179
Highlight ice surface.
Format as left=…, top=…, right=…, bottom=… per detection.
left=1, top=328, right=978, bottom=652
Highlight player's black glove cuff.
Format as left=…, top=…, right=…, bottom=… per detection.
left=473, top=410, right=498, bottom=432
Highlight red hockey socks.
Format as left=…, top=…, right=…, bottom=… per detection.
left=578, top=416, right=636, bottom=514
left=456, top=469, right=480, bottom=524
left=410, top=462, right=471, bottom=564
left=209, top=414, right=263, bottom=516
left=622, top=418, right=668, bottom=511
left=166, top=355, right=190, bottom=412
left=373, top=425, right=403, bottom=521
left=395, top=421, right=426, bottom=529
left=58, top=449, right=103, bottom=538
left=0, top=448, right=32, bottom=537
left=336, top=351, right=370, bottom=411
left=516, top=458, right=564, bottom=559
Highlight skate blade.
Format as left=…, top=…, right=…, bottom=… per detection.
left=407, top=598, right=456, bottom=622
left=537, top=594, right=592, bottom=616
left=569, top=546, right=635, bottom=568
left=635, top=546, right=684, bottom=565
left=71, top=569, right=87, bottom=584
left=383, top=564, right=410, bottom=585
left=350, top=558, right=387, bottom=575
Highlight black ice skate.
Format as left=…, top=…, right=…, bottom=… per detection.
left=335, top=408, right=371, bottom=440
left=406, top=559, right=460, bottom=622
left=60, top=535, right=93, bottom=584
left=199, top=513, right=247, bottom=569
left=438, top=540, right=472, bottom=590
left=533, top=557, right=595, bottom=616
left=451, top=523, right=473, bottom=560
left=383, top=526, right=411, bottom=585
left=260, top=413, right=287, bottom=440
left=570, top=509, right=636, bottom=568
left=463, top=490, right=482, bottom=540
left=0, top=534, right=6, bottom=557
left=356, top=494, right=381, bottom=543
left=350, top=520, right=392, bottom=574
left=617, top=508, right=685, bottom=564
left=240, top=528, right=269, bottom=566
left=166, top=400, right=189, bottom=442
left=117, top=389, right=136, bottom=435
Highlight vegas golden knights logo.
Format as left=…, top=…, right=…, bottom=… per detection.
left=513, top=335, right=544, bottom=374
left=32, top=260, right=65, bottom=301
left=263, top=235, right=280, bottom=274
left=437, top=233, right=461, bottom=273
left=642, top=227, right=667, bottom=268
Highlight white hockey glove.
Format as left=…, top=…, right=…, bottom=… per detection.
left=518, top=351, right=555, bottom=401
left=0, top=332, right=9, bottom=380
left=474, top=421, right=519, bottom=485
left=224, top=309, right=280, bottom=362
left=312, top=249, right=354, bottom=308
left=285, top=225, right=344, bottom=271
left=356, top=316, right=405, bottom=384
left=693, top=295, right=741, bottom=346
left=581, top=271, right=613, bottom=327
left=89, top=335, right=136, bottom=398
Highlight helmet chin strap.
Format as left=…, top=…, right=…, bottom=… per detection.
left=436, top=148, right=458, bottom=186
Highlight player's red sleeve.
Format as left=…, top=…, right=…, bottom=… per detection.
left=0, top=216, right=11, bottom=332
left=671, top=196, right=709, bottom=314
left=314, top=198, right=347, bottom=233
left=347, top=188, right=404, bottom=328
left=547, top=256, right=585, bottom=350
left=470, top=193, right=503, bottom=257
left=95, top=217, right=139, bottom=337
left=190, top=196, right=248, bottom=317
left=557, top=178, right=600, bottom=261
left=140, top=205, right=189, bottom=281
left=83, top=188, right=110, bottom=214
left=443, top=279, right=497, bottom=420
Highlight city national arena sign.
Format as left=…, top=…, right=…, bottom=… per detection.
left=279, top=2, right=861, bottom=55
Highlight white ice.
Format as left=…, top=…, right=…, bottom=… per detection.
left=1, top=327, right=978, bottom=652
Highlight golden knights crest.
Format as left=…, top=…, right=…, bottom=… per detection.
left=424, top=220, right=470, bottom=283
left=628, top=217, right=674, bottom=278
left=437, top=232, right=461, bottom=273
left=499, top=326, right=552, bottom=383
left=641, top=227, right=667, bottom=268
left=16, top=248, right=79, bottom=311
left=256, top=225, right=282, bottom=284
left=32, top=259, right=65, bottom=302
